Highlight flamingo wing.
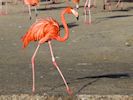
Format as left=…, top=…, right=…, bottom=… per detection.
left=21, top=18, right=60, bottom=48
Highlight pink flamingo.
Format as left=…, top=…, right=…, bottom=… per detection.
left=24, top=0, right=40, bottom=20
left=21, top=7, right=79, bottom=95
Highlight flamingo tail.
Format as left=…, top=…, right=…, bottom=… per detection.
left=21, top=33, right=30, bottom=48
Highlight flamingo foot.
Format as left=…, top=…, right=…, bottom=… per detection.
left=66, top=87, right=73, bottom=96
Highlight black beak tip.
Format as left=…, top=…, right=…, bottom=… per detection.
left=76, top=16, right=79, bottom=20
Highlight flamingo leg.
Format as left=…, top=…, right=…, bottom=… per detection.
left=108, top=0, right=111, bottom=11
left=88, top=0, right=91, bottom=24
left=116, top=0, right=120, bottom=8
left=28, top=5, right=32, bottom=20
left=84, top=0, right=88, bottom=22
left=103, top=0, right=106, bottom=10
left=0, top=0, right=2, bottom=15
left=31, top=44, right=40, bottom=93
left=103, top=0, right=111, bottom=11
left=119, top=1, right=123, bottom=10
left=5, top=1, right=7, bottom=14
left=0, top=0, right=6, bottom=15
left=116, top=0, right=123, bottom=10
left=34, top=6, right=38, bottom=18
left=66, top=0, right=69, bottom=6
left=48, top=41, right=73, bottom=95
left=84, top=0, right=91, bottom=24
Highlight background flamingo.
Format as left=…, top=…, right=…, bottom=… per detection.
left=84, top=0, right=91, bottom=24
left=103, top=0, right=123, bottom=11
left=65, top=0, right=80, bottom=9
left=21, top=7, right=79, bottom=95
left=72, top=0, right=80, bottom=9
left=24, top=0, right=40, bottom=20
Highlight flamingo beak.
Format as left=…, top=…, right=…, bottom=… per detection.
left=76, top=15, right=79, bottom=20
left=71, top=9, right=79, bottom=21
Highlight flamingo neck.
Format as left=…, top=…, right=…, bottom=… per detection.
left=56, top=9, right=69, bottom=42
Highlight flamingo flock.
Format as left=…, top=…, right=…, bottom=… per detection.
left=0, top=0, right=128, bottom=95
left=0, top=0, right=124, bottom=21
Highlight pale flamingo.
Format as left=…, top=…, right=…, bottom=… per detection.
left=103, top=0, right=112, bottom=11
left=21, top=7, right=79, bottom=95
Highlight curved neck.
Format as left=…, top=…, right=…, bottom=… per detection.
left=56, top=9, right=69, bottom=42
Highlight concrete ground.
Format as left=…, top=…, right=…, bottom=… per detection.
left=0, top=0, right=133, bottom=98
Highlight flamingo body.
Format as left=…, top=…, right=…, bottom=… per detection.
left=84, top=0, right=91, bottom=24
left=22, top=18, right=60, bottom=48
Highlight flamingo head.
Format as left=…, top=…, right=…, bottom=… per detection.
left=65, top=7, right=79, bottom=20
